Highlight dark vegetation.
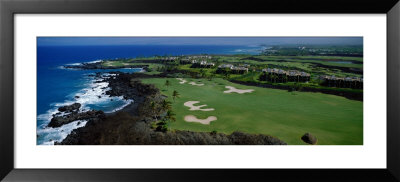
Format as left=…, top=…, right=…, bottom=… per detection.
left=57, top=112, right=286, bottom=145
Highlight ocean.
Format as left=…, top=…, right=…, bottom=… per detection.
left=36, top=44, right=262, bottom=145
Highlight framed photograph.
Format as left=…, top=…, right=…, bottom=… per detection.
left=1, top=0, right=399, bottom=181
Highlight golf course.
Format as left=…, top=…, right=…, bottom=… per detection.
left=142, top=77, right=363, bottom=145
left=56, top=40, right=364, bottom=145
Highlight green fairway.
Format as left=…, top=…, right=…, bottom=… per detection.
left=141, top=77, right=363, bottom=145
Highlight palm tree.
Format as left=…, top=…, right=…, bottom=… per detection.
left=283, top=75, right=288, bottom=83
left=172, top=90, right=180, bottom=102
left=199, top=69, right=206, bottom=78
left=165, top=109, right=176, bottom=122
left=210, top=72, right=216, bottom=81
left=165, top=80, right=170, bottom=88
left=150, top=101, right=158, bottom=121
left=161, top=99, right=172, bottom=111
left=224, top=71, right=230, bottom=80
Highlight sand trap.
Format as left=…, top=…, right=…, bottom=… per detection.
left=184, top=115, right=217, bottom=125
left=176, top=78, right=187, bottom=84
left=189, top=82, right=204, bottom=86
left=224, top=86, right=254, bottom=94
left=184, top=101, right=214, bottom=111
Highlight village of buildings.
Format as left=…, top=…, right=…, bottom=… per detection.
left=159, top=55, right=363, bottom=89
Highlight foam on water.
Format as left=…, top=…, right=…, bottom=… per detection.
left=66, top=63, right=82, bottom=66
left=38, top=120, right=88, bottom=145
left=86, top=59, right=103, bottom=64
left=66, top=59, right=102, bottom=66
left=232, top=48, right=263, bottom=54
left=37, top=72, right=132, bottom=145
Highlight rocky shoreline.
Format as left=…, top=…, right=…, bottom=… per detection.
left=48, top=109, right=105, bottom=128
left=56, top=72, right=287, bottom=145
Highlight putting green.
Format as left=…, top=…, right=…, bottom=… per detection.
left=141, top=77, right=363, bottom=145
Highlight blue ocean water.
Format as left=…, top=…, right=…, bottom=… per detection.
left=37, top=44, right=261, bottom=145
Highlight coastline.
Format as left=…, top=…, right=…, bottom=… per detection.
left=64, top=61, right=151, bottom=71
left=37, top=70, right=138, bottom=145
left=55, top=71, right=287, bottom=145
left=44, top=71, right=154, bottom=144
left=45, top=51, right=363, bottom=145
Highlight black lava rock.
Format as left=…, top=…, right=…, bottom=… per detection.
left=58, top=103, right=81, bottom=112
left=48, top=110, right=105, bottom=128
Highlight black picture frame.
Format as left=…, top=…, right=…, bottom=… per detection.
left=1, top=0, right=399, bottom=181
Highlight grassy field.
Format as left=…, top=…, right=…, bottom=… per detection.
left=141, top=77, right=363, bottom=145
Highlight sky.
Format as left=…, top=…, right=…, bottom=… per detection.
left=37, top=37, right=363, bottom=47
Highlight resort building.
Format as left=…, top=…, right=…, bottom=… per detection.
left=218, top=64, right=234, bottom=69
left=200, top=61, right=215, bottom=67
left=180, top=55, right=212, bottom=65
left=162, top=57, right=178, bottom=61
left=187, top=55, right=212, bottom=59
left=216, top=64, right=234, bottom=74
left=320, top=75, right=363, bottom=89
left=191, top=60, right=215, bottom=68
left=216, top=64, right=249, bottom=74
left=260, top=68, right=311, bottom=83
left=216, top=64, right=247, bottom=74
left=231, top=66, right=249, bottom=74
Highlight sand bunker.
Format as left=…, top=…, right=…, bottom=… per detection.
left=184, top=101, right=214, bottom=111
left=189, top=82, right=204, bottom=86
left=184, top=115, right=217, bottom=125
left=175, top=78, right=204, bottom=86
left=176, top=78, right=187, bottom=84
left=224, top=86, right=254, bottom=94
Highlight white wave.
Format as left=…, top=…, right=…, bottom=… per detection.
left=37, top=107, right=60, bottom=125
left=64, top=60, right=101, bottom=67
left=37, top=72, right=133, bottom=145
left=66, top=63, right=82, bottom=66
left=38, top=120, right=88, bottom=145
left=86, top=59, right=103, bottom=64
left=233, top=48, right=262, bottom=53
left=101, top=73, right=117, bottom=78
left=107, top=99, right=134, bottom=113
left=233, top=49, right=245, bottom=52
